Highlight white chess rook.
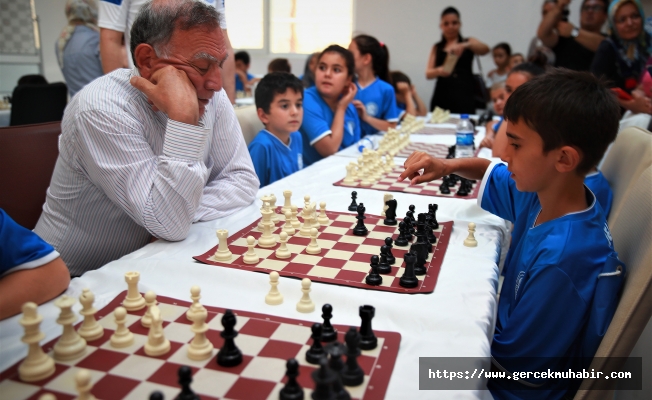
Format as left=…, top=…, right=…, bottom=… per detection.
left=77, top=288, right=104, bottom=342
left=213, top=229, right=233, bottom=261
left=122, top=271, right=146, bottom=311
left=18, top=302, right=55, bottom=382
left=281, top=190, right=292, bottom=214
left=53, top=296, right=87, bottom=361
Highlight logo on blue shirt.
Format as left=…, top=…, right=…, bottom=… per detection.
left=297, top=154, right=303, bottom=170
left=346, top=121, right=355, bottom=136
left=515, top=271, right=525, bottom=299
left=365, top=102, right=379, bottom=117
left=603, top=223, right=613, bottom=248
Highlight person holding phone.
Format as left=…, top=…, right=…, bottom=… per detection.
left=299, top=45, right=361, bottom=166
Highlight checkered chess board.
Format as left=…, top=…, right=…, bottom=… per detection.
left=334, top=166, right=481, bottom=199
left=0, top=291, right=400, bottom=400
left=194, top=208, right=451, bottom=294
left=391, top=142, right=450, bottom=159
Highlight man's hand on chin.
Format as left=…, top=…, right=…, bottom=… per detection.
left=131, top=66, right=200, bottom=126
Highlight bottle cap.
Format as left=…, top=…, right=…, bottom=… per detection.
left=461, top=114, right=469, bottom=119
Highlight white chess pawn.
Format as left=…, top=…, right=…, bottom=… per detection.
left=243, top=236, right=260, bottom=264
left=343, top=163, right=356, bottom=185
left=265, top=271, right=284, bottom=305
left=281, top=190, right=293, bottom=214
left=53, top=296, right=86, bottom=361
left=187, top=304, right=213, bottom=361
left=269, top=193, right=280, bottom=223
left=18, top=302, right=55, bottom=382
left=38, top=394, right=57, bottom=400
left=110, top=306, right=134, bottom=348
left=75, top=369, right=97, bottom=400
left=464, top=222, right=478, bottom=247
left=141, top=290, right=157, bottom=327
left=290, top=205, right=301, bottom=229
left=144, top=305, right=170, bottom=356
left=275, top=231, right=291, bottom=259
left=306, top=228, right=322, bottom=255
left=186, top=286, right=202, bottom=321
left=283, top=210, right=295, bottom=235
left=301, top=195, right=311, bottom=217
left=296, top=278, right=315, bottom=313
left=317, top=202, right=330, bottom=226
left=213, top=229, right=232, bottom=261
left=122, top=271, right=146, bottom=311
left=77, top=288, right=104, bottom=342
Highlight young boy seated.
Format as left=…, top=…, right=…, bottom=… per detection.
left=0, top=209, right=70, bottom=320
left=248, top=72, right=304, bottom=187
left=235, top=50, right=260, bottom=96
left=389, top=71, right=428, bottom=118
left=400, top=70, right=624, bottom=399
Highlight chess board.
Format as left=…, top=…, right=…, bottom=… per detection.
left=194, top=208, right=451, bottom=294
left=390, top=142, right=450, bottom=159
left=0, top=291, right=401, bottom=400
left=334, top=166, right=481, bottom=199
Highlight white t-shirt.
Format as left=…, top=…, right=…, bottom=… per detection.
left=98, top=0, right=227, bottom=68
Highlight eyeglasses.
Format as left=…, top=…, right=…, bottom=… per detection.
left=615, top=13, right=642, bottom=25
left=581, top=5, right=605, bottom=12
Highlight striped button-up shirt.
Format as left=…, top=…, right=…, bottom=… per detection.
left=35, top=68, right=259, bottom=276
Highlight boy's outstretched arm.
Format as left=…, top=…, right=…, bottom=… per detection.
left=399, top=152, right=491, bottom=185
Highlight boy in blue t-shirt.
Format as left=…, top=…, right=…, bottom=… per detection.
left=0, top=209, right=70, bottom=320
left=235, top=51, right=259, bottom=94
left=400, top=70, right=625, bottom=399
left=248, top=72, right=304, bottom=187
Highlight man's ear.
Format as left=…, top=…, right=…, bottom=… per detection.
left=257, top=107, right=270, bottom=125
left=555, top=145, right=582, bottom=173
left=134, top=44, right=157, bottom=79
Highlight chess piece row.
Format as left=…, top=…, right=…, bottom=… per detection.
left=342, top=148, right=395, bottom=186
left=430, top=106, right=451, bottom=124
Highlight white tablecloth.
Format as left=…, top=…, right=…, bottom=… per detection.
left=0, top=133, right=507, bottom=400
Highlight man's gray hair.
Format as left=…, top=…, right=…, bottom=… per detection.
left=130, top=0, right=220, bottom=63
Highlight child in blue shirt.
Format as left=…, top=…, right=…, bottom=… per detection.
left=0, top=209, right=70, bottom=320
left=248, top=73, right=304, bottom=187
left=400, top=70, right=625, bottom=399
left=299, top=45, right=360, bottom=166
left=349, top=35, right=401, bottom=137
left=235, top=51, right=259, bottom=94
left=390, top=71, right=428, bottom=118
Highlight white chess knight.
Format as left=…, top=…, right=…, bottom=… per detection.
left=144, top=304, right=170, bottom=356
left=265, top=271, right=283, bottom=305
left=141, top=290, right=157, bottom=327
left=213, top=229, right=232, bottom=261
left=18, top=302, right=55, bottom=382
left=381, top=193, right=393, bottom=217
left=296, top=278, right=315, bottom=313
left=464, top=222, right=478, bottom=247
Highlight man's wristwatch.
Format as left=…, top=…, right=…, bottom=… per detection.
left=571, top=27, right=580, bottom=38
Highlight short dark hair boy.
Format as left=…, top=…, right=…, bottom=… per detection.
left=249, top=73, right=305, bottom=187
left=400, top=69, right=625, bottom=398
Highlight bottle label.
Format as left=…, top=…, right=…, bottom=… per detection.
left=456, top=132, right=474, bottom=146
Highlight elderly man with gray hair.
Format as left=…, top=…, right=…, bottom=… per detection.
left=35, top=0, right=259, bottom=276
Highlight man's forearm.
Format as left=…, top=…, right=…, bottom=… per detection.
left=574, top=29, right=605, bottom=52
left=537, top=8, right=561, bottom=48
left=100, top=29, right=128, bottom=73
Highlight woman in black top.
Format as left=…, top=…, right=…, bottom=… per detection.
left=426, top=7, right=489, bottom=114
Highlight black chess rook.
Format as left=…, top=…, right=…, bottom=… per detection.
left=399, top=252, right=419, bottom=288
left=358, top=305, right=378, bottom=351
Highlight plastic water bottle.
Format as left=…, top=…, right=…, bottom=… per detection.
left=357, top=136, right=379, bottom=152
left=455, top=114, right=474, bottom=158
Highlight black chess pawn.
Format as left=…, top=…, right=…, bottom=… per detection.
left=365, top=255, right=383, bottom=286
left=395, top=222, right=409, bottom=247
left=176, top=365, right=199, bottom=400
left=352, top=203, right=368, bottom=236
left=325, top=342, right=351, bottom=400
left=280, top=359, right=304, bottom=400
left=217, top=310, right=242, bottom=367
left=428, top=204, right=439, bottom=229
left=383, top=198, right=398, bottom=226
left=150, top=391, right=164, bottom=400
left=378, top=246, right=392, bottom=274
left=399, top=252, right=419, bottom=288
left=384, top=237, right=396, bottom=264
left=311, top=358, right=337, bottom=400
left=358, top=305, right=377, bottom=351
left=306, top=323, right=326, bottom=364
left=321, top=304, right=337, bottom=343
left=348, top=191, right=358, bottom=212
left=341, top=327, right=364, bottom=386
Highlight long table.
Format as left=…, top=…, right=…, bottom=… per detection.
left=0, top=124, right=506, bottom=399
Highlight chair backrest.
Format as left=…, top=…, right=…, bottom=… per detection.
left=601, top=127, right=652, bottom=225
left=10, top=82, right=68, bottom=126
left=0, top=121, right=61, bottom=229
left=235, top=104, right=263, bottom=145
left=575, top=165, right=652, bottom=398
